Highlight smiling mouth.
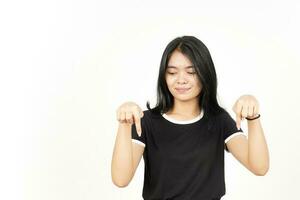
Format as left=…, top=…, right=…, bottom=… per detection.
left=175, top=88, right=191, bottom=93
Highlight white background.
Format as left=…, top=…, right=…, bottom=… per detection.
left=0, top=0, right=299, bottom=199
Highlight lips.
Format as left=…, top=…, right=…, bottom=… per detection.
left=175, top=87, right=191, bottom=93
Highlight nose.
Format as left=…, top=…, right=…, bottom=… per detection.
left=177, top=72, right=188, bottom=84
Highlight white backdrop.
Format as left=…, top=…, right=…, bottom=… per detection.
left=0, top=1, right=299, bottom=199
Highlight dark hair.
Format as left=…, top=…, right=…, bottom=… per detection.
left=146, top=35, right=228, bottom=122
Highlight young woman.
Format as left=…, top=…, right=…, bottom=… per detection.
left=111, top=36, right=269, bottom=200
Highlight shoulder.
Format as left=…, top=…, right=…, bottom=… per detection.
left=140, top=109, right=155, bottom=126
left=215, top=110, right=231, bottom=120
left=142, top=109, right=161, bottom=120
left=210, top=110, right=233, bottom=128
left=205, top=110, right=227, bottom=122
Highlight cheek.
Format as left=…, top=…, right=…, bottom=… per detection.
left=165, top=77, right=170, bottom=89
left=194, top=77, right=202, bottom=87
left=192, top=79, right=202, bottom=92
left=165, top=76, right=175, bottom=86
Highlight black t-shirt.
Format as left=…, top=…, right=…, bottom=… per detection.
left=131, top=108, right=245, bottom=200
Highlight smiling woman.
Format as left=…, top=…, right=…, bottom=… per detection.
left=146, top=36, right=224, bottom=121
left=111, top=35, right=269, bottom=200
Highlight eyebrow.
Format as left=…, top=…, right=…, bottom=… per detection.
left=166, top=65, right=194, bottom=69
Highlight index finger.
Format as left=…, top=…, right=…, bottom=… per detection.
left=235, top=103, right=243, bottom=130
left=133, top=110, right=142, bottom=137
left=236, top=113, right=242, bottom=130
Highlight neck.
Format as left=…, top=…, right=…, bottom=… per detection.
left=168, top=99, right=201, bottom=117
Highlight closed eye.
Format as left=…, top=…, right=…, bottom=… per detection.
left=167, top=72, right=176, bottom=75
left=166, top=71, right=196, bottom=75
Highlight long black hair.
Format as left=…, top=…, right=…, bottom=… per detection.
left=146, top=35, right=228, bottom=122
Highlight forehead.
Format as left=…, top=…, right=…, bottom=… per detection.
left=167, top=50, right=194, bottom=69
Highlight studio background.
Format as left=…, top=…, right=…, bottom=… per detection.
left=0, top=1, right=299, bottom=199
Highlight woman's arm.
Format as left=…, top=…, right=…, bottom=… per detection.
left=111, top=124, right=145, bottom=187
left=111, top=102, right=145, bottom=187
left=226, top=118, right=269, bottom=175
left=228, top=94, right=269, bottom=175
left=111, top=123, right=135, bottom=187
left=247, top=118, right=269, bottom=175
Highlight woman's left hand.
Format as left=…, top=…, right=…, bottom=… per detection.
left=232, top=94, right=260, bottom=130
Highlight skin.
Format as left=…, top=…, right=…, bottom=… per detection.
left=230, top=95, right=269, bottom=176
left=164, top=49, right=203, bottom=120
left=111, top=102, right=144, bottom=187
left=111, top=50, right=269, bottom=188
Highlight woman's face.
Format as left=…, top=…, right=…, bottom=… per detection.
left=165, top=50, right=202, bottom=102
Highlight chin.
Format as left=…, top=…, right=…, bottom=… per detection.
left=173, top=95, right=194, bottom=102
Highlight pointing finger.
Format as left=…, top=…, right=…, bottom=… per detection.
left=235, top=103, right=243, bottom=129
left=235, top=102, right=243, bottom=130
left=236, top=113, right=242, bottom=130
left=133, top=111, right=142, bottom=137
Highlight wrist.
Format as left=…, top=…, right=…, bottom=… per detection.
left=246, top=114, right=261, bottom=120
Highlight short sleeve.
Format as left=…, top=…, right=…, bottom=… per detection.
left=131, top=112, right=147, bottom=147
left=221, top=111, right=246, bottom=152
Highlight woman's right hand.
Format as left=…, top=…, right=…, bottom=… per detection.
left=116, top=101, right=144, bottom=136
